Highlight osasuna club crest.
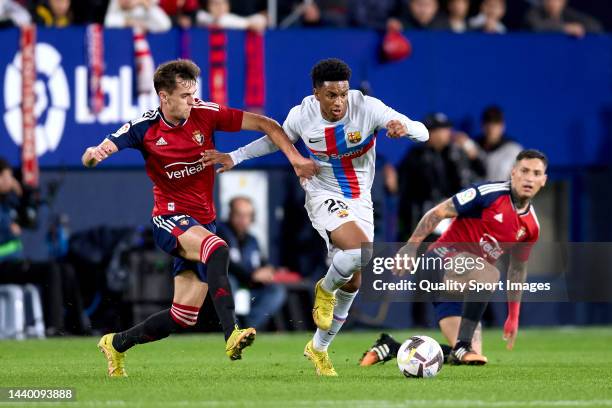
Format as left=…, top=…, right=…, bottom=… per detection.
left=192, top=130, right=204, bottom=145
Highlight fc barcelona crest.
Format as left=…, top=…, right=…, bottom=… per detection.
left=337, top=209, right=349, bottom=218
left=192, top=130, right=204, bottom=145
left=347, top=131, right=362, bottom=143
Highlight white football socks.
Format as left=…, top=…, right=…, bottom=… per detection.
left=321, top=249, right=361, bottom=293
left=313, top=289, right=358, bottom=352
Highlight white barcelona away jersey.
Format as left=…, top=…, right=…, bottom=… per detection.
left=229, top=90, right=428, bottom=200
left=283, top=90, right=427, bottom=199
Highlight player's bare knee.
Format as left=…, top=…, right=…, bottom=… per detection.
left=174, top=271, right=207, bottom=305
left=177, top=226, right=210, bottom=261
left=174, top=288, right=207, bottom=308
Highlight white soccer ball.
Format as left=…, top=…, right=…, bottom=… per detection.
left=397, top=335, right=444, bottom=378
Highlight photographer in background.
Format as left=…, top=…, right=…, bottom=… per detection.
left=0, top=157, right=87, bottom=335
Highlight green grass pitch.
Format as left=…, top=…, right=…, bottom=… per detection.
left=1, top=327, right=611, bottom=407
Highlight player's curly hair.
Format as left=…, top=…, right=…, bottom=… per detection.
left=311, top=58, right=352, bottom=88
left=516, top=149, right=548, bottom=168
left=154, top=59, right=200, bottom=94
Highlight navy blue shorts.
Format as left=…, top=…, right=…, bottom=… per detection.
left=433, top=301, right=462, bottom=322
left=151, top=214, right=217, bottom=283
left=422, top=247, right=462, bottom=322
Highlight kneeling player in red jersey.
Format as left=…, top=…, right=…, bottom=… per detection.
left=360, top=149, right=547, bottom=366
left=82, top=59, right=318, bottom=376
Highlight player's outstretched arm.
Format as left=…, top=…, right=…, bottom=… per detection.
left=81, top=139, right=118, bottom=168
left=503, top=256, right=528, bottom=350
left=365, top=95, right=428, bottom=141
left=201, top=135, right=278, bottom=173
left=394, top=198, right=457, bottom=276
left=240, top=112, right=318, bottom=179
left=386, top=119, right=429, bottom=141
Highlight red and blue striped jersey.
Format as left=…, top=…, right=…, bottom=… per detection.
left=282, top=90, right=428, bottom=200
left=106, top=99, right=243, bottom=224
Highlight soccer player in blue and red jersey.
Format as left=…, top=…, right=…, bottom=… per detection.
left=81, top=59, right=318, bottom=377
left=361, top=149, right=547, bottom=366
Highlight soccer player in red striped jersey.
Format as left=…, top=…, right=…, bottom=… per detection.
left=81, top=59, right=318, bottom=377
left=360, top=150, right=547, bottom=366
left=392, top=150, right=546, bottom=365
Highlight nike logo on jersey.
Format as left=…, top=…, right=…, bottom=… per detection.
left=494, top=213, right=504, bottom=223
left=308, top=138, right=323, bottom=143
left=156, top=137, right=168, bottom=146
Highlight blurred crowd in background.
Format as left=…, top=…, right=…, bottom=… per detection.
left=0, top=0, right=608, bottom=37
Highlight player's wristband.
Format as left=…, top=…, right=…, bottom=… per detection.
left=508, top=301, right=520, bottom=319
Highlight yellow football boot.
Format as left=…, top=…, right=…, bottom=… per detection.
left=97, top=333, right=127, bottom=377
left=304, top=340, right=338, bottom=376
left=312, top=279, right=336, bottom=330
left=225, top=326, right=256, bottom=360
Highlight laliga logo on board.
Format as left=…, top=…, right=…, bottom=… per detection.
left=3, top=43, right=199, bottom=158
left=3, top=43, right=70, bottom=157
